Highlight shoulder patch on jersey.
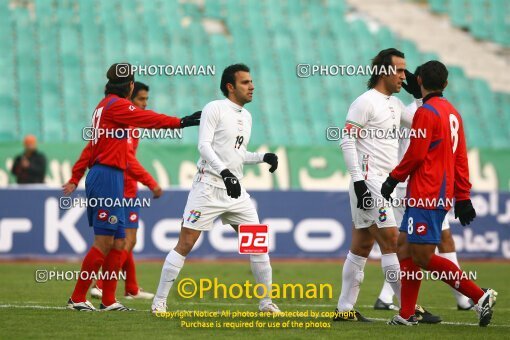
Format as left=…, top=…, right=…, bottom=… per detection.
left=421, top=103, right=440, bottom=117
left=105, top=98, right=119, bottom=110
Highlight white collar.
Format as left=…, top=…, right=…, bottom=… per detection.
left=372, top=88, right=392, bottom=100
left=225, top=98, right=244, bottom=112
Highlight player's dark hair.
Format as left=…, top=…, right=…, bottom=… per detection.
left=419, top=61, right=448, bottom=91
left=104, top=62, right=134, bottom=98
left=220, top=63, right=250, bottom=97
left=131, top=81, right=149, bottom=100
left=367, top=48, right=405, bottom=89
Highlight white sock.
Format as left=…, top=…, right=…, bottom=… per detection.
left=250, top=254, right=272, bottom=305
left=153, top=250, right=185, bottom=304
left=378, top=280, right=395, bottom=304
left=381, top=253, right=401, bottom=306
left=337, top=251, right=367, bottom=311
left=439, top=252, right=472, bottom=308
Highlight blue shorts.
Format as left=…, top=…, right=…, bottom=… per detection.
left=124, top=204, right=140, bottom=229
left=85, top=164, right=125, bottom=239
left=399, top=207, right=447, bottom=244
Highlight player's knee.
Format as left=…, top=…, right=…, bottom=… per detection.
left=379, top=236, right=398, bottom=254
left=113, top=238, right=126, bottom=250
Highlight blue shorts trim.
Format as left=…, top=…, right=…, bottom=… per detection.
left=399, top=207, right=447, bottom=244
left=124, top=205, right=140, bottom=229
left=85, top=164, right=125, bottom=233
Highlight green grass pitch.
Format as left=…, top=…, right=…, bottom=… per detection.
left=0, top=261, right=508, bottom=339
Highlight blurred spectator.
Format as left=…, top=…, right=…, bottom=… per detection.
left=11, top=135, right=47, bottom=184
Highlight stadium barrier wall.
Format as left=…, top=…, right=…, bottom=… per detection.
left=0, top=143, right=509, bottom=191
left=1, top=189, right=509, bottom=259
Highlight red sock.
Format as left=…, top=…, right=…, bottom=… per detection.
left=120, top=249, right=128, bottom=267
left=95, top=279, right=103, bottom=290
left=399, top=257, right=422, bottom=319
left=71, top=247, right=105, bottom=302
left=96, top=250, right=127, bottom=290
left=101, top=248, right=123, bottom=306
left=427, top=254, right=484, bottom=302
left=123, top=251, right=139, bottom=295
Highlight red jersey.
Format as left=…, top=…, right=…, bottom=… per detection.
left=390, top=94, right=471, bottom=210
left=69, top=134, right=158, bottom=197
left=89, top=94, right=181, bottom=170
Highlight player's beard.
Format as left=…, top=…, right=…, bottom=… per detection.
left=244, top=92, right=253, bottom=103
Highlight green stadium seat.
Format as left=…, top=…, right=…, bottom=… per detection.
left=449, top=0, right=470, bottom=28
left=376, top=27, right=397, bottom=50
left=469, top=1, right=490, bottom=40
left=204, top=0, right=223, bottom=18
left=429, top=0, right=449, bottom=13
left=490, top=0, right=510, bottom=46
left=15, top=9, right=41, bottom=138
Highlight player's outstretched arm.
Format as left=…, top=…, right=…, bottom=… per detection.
left=180, top=111, right=201, bottom=128
left=111, top=98, right=200, bottom=130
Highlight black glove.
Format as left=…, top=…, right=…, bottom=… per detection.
left=180, top=111, right=201, bottom=128
left=353, top=180, right=373, bottom=210
left=220, top=169, right=241, bottom=199
left=402, top=69, right=422, bottom=99
left=455, top=199, right=476, bottom=226
left=263, top=153, right=278, bottom=173
left=381, top=175, right=399, bottom=201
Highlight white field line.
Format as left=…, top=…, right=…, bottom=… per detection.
left=0, top=302, right=508, bottom=328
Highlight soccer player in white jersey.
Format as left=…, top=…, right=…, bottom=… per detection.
left=151, top=64, right=280, bottom=313
left=334, top=49, right=439, bottom=322
left=374, top=67, right=474, bottom=312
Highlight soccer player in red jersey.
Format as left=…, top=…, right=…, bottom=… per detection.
left=63, top=82, right=166, bottom=301
left=66, top=63, right=201, bottom=311
left=381, top=61, right=497, bottom=326
left=374, top=67, right=474, bottom=312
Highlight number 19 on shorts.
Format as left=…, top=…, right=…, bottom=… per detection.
left=238, top=224, right=269, bottom=254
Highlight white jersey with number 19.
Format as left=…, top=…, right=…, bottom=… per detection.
left=194, top=98, right=265, bottom=189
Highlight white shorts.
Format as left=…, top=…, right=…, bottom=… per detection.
left=181, top=181, right=259, bottom=231
left=394, top=186, right=450, bottom=231
left=349, top=178, right=397, bottom=229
